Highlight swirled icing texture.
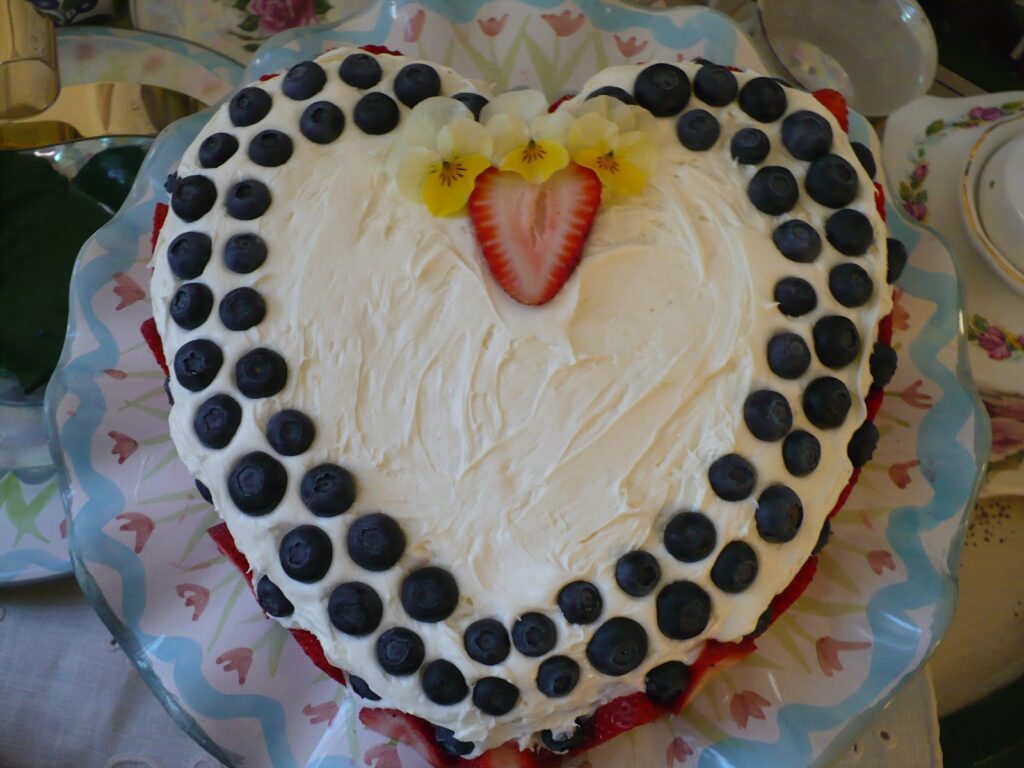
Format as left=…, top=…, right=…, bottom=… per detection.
left=151, top=49, right=892, bottom=753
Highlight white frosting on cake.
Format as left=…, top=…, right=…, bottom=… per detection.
left=152, top=49, right=892, bottom=753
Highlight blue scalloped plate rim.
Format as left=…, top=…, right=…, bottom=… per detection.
left=43, top=2, right=989, bottom=766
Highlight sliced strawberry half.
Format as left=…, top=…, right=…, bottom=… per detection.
left=463, top=743, right=558, bottom=767
left=360, top=708, right=452, bottom=767
left=469, top=164, right=602, bottom=306
left=813, top=88, right=850, bottom=133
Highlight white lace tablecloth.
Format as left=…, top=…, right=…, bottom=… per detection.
left=0, top=576, right=941, bottom=768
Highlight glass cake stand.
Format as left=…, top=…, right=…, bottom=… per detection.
left=45, top=2, right=988, bottom=766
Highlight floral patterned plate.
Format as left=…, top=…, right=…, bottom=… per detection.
left=47, top=1, right=987, bottom=766
left=882, top=93, right=1024, bottom=497
left=0, top=29, right=241, bottom=586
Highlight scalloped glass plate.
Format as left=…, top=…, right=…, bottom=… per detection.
left=0, top=28, right=242, bottom=585
left=45, top=2, right=988, bottom=766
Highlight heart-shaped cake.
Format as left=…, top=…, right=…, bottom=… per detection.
left=151, top=47, right=901, bottom=762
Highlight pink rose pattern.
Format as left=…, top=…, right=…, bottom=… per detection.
left=968, top=316, right=1024, bottom=361
left=248, top=0, right=316, bottom=34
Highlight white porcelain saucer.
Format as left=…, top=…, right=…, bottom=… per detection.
left=883, top=93, right=1024, bottom=497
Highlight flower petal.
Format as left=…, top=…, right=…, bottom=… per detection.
left=487, top=113, right=531, bottom=164
left=500, top=139, right=569, bottom=184
left=393, top=146, right=441, bottom=200
left=568, top=112, right=618, bottom=157
left=530, top=110, right=573, bottom=143
left=437, top=117, right=493, bottom=160
left=481, top=89, right=549, bottom=123
left=617, top=130, right=656, bottom=177
left=422, top=153, right=491, bottom=216
left=402, top=96, right=473, bottom=150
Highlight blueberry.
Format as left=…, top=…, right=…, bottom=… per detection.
left=267, top=409, right=315, bottom=455
left=219, top=287, right=266, bottom=331
left=744, top=389, right=793, bottom=442
left=772, top=220, right=822, bottom=263
left=767, top=332, right=811, bottom=379
left=348, top=674, right=381, bottom=701
left=282, top=60, right=326, bottom=100
left=328, top=582, right=383, bottom=636
left=401, top=566, right=459, bottom=622
left=782, top=430, right=821, bottom=477
left=693, top=65, right=737, bottom=106
left=394, top=63, right=441, bottom=108
left=586, top=617, right=648, bottom=676
left=887, top=238, right=908, bottom=283
left=193, top=393, right=242, bottom=449
left=806, top=154, right=859, bottom=208
left=781, top=110, right=833, bottom=161
left=198, top=132, right=238, bottom=168
left=813, top=519, right=832, bottom=554
left=615, top=550, right=661, bottom=597
left=829, top=263, right=873, bottom=308
left=195, top=479, right=212, bottom=503
left=223, top=233, right=267, bottom=273
left=803, top=376, right=852, bottom=428
left=171, top=175, right=216, bottom=222
left=870, top=343, right=898, bottom=387
left=774, top=277, right=817, bottom=317
left=164, top=172, right=179, bottom=194
left=421, top=659, right=468, bottom=705
left=644, top=661, right=690, bottom=705
left=228, top=451, right=287, bottom=516
left=633, top=63, right=691, bottom=117
left=511, top=612, right=556, bottom=657
left=376, top=627, right=424, bottom=676
left=472, top=677, right=519, bottom=715
left=248, top=130, right=293, bottom=167
left=235, top=347, right=287, bottom=398
left=435, top=727, right=473, bottom=757
left=813, top=315, right=861, bottom=369
left=664, top=511, right=716, bottom=563
left=347, top=512, right=405, bottom=571
left=173, top=339, right=223, bottom=392
left=749, top=607, right=773, bottom=638
left=847, top=421, right=880, bottom=468
left=656, top=581, right=711, bottom=639
left=540, top=721, right=588, bottom=753
left=676, top=109, right=720, bottom=151
left=537, top=656, right=580, bottom=698
left=226, top=179, right=271, bottom=220
left=300, top=463, right=356, bottom=517
left=168, top=232, right=212, bottom=279
left=738, top=77, right=787, bottom=122
left=339, top=53, right=382, bottom=89
left=586, top=85, right=637, bottom=104
left=851, top=141, right=877, bottom=178
left=299, top=101, right=345, bottom=144
left=557, top=581, right=603, bottom=625
left=730, top=127, right=770, bottom=165
left=711, top=541, right=758, bottom=593
left=464, top=618, right=511, bottom=665
left=280, top=524, right=331, bottom=581
left=708, top=453, right=756, bottom=501
left=748, top=165, right=799, bottom=215
left=755, top=485, right=803, bottom=543
left=354, top=92, right=400, bottom=135
left=826, top=209, right=874, bottom=256
left=229, top=87, right=272, bottom=127
left=453, top=91, right=489, bottom=119
left=256, top=576, right=293, bottom=617
left=170, top=283, right=213, bottom=330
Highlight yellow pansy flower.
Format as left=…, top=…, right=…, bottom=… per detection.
left=567, top=95, right=656, bottom=196
left=481, top=90, right=573, bottom=184
left=388, top=97, right=493, bottom=216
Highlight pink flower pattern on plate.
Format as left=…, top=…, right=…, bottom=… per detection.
left=898, top=380, right=933, bottom=409
left=614, top=34, right=649, bottom=57
left=108, top=430, right=138, bottom=464
left=112, top=272, right=145, bottom=310
left=363, top=743, right=402, bottom=768
left=816, top=637, right=872, bottom=676
left=103, top=368, right=127, bottom=380
left=888, top=459, right=921, bottom=489
left=977, top=325, right=1011, bottom=360
left=216, top=647, right=253, bottom=685
left=729, top=690, right=771, bottom=729
left=248, top=0, right=317, bottom=35
left=302, top=701, right=339, bottom=726
left=175, top=583, right=210, bottom=621
left=969, top=106, right=1004, bottom=121
left=666, top=735, right=693, bottom=765
left=867, top=549, right=896, bottom=575
left=990, top=417, right=1024, bottom=458
left=404, top=8, right=426, bottom=43
left=116, top=512, right=154, bottom=553
left=541, top=10, right=586, bottom=36
left=478, top=14, right=509, bottom=37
